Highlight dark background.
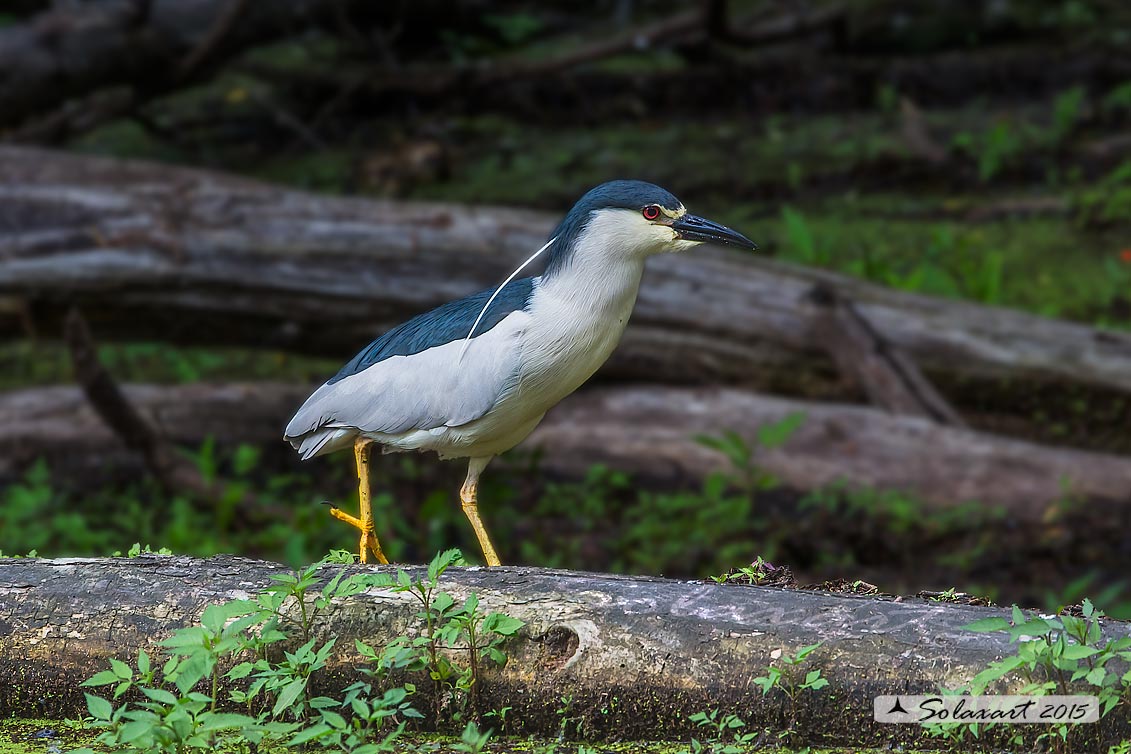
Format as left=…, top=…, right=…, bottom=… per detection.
left=2, top=0, right=1130, bottom=615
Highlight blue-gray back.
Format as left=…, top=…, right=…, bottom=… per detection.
left=328, top=277, right=535, bottom=385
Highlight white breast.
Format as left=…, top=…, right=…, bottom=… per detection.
left=514, top=265, right=644, bottom=415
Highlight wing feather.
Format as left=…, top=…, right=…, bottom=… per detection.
left=284, top=310, right=527, bottom=454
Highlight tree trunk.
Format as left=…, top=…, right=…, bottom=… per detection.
left=3, top=147, right=1131, bottom=402
left=2, top=556, right=1128, bottom=746
left=3, top=382, right=1129, bottom=519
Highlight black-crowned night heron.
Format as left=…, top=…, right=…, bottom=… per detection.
left=284, top=180, right=757, bottom=565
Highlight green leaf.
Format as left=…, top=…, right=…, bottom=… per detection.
left=757, top=412, right=806, bottom=449
left=795, top=642, right=822, bottom=660
left=272, top=677, right=308, bottom=717
left=117, top=720, right=154, bottom=744
left=197, top=712, right=257, bottom=732
left=227, top=662, right=256, bottom=680
left=85, top=693, right=114, bottom=721
left=161, top=626, right=207, bottom=649
left=81, top=670, right=121, bottom=687
left=485, top=614, right=524, bottom=636
left=350, top=696, right=371, bottom=718
left=109, top=658, right=133, bottom=680
left=1009, top=617, right=1054, bottom=640
left=1085, top=666, right=1106, bottom=686
left=140, top=686, right=178, bottom=705
left=1062, top=644, right=1099, bottom=660
left=963, top=617, right=1011, bottom=633
left=287, top=722, right=333, bottom=746
left=171, top=655, right=209, bottom=695
left=137, top=650, right=150, bottom=675
left=321, top=710, right=347, bottom=729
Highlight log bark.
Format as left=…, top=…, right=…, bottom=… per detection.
left=2, top=556, right=1128, bottom=745
left=3, top=382, right=1130, bottom=519
left=2, top=147, right=1131, bottom=401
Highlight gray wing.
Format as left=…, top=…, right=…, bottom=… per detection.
left=284, top=309, right=528, bottom=458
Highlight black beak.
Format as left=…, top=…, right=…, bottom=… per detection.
left=672, top=214, right=758, bottom=250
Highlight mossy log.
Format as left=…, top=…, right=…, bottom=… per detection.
left=2, top=555, right=1129, bottom=746
left=3, top=382, right=1131, bottom=518
left=3, top=147, right=1131, bottom=401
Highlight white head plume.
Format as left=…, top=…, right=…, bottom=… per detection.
left=459, top=235, right=557, bottom=361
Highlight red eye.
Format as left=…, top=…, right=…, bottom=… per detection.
left=642, top=205, right=660, bottom=221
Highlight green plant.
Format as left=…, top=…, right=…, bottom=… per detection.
left=926, top=599, right=1131, bottom=751
left=1052, top=86, right=1087, bottom=143
left=1104, top=81, right=1131, bottom=112
left=453, top=720, right=492, bottom=753
left=780, top=207, right=830, bottom=266
left=685, top=709, right=756, bottom=754
left=75, top=599, right=271, bottom=754
left=710, top=556, right=774, bottom=585
left=930, top=587, right=960, bottom=603
left=555, top=693, right=579, bottom=742
left=1076, top=160, right=1131, bottom=228
left=953, top=120, right=1024, bottom=182
left=695, top=412, right=804, bottom=494
left=483, top=704, right=512, bottom=734
left=114, top=543, right=174, bottom=557
left=358, top=549, right=524, bottom=720
left=751, top=642, right=828, bottom=740
left=72, top=550, right=525, bottom=753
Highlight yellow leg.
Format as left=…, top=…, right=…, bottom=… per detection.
left=460, top=457, right=501, bottom=567
left=328, top=438, right=389, bottom=564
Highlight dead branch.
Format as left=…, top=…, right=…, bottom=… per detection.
left=60, top=310, right=290, bottom=525
left=805, top=283, right=964, bottom=424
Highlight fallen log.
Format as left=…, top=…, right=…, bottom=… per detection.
left=3, top=382, right=1130, bottom=519
left=2, top=148, right=1131, bottom=404
left=2, top=555, right=1128, bottom=746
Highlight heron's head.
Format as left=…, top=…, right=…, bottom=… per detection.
left=543, top=180, right=757, bottom=277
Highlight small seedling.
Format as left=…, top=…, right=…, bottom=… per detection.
left=686, top=708, right=756, bottom=754
left=752, top=642, right=828, bottom=740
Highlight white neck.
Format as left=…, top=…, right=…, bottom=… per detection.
left=537, top=210, right=650, bottom=311
left=514, top=223, right=649, bottom=413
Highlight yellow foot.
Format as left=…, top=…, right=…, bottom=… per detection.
left=328, top=505, right=389, bottom=564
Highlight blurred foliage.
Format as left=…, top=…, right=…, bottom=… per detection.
left=5, top=422, right=1130, bottom=620
left=0, top=341, right=338, bottom=390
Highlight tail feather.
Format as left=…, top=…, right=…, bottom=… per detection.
left=291, top=427, right=355, bottom=460
left=285, top=381, right=357, bottom=460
